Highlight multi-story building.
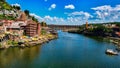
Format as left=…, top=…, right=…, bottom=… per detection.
left=21, top=20, right=41, bottom=37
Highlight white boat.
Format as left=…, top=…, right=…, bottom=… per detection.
left=106, top=49, right=118, bottom=55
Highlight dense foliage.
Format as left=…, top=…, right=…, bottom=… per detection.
left=0, top=1, right=12, bottom=10
left=24, top=10, right=30, bottom=16
left=32, top=16, right=38, bottom=23
left=41, top=28, right=46, bottom=35
left=41, top=21, right=47, bottom=27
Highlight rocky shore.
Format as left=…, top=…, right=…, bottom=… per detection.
left=106, top=37, right=120, bottom=46
left=0, top=34, right=58, bottom=50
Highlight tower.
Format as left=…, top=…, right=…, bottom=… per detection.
left=86, top=21, right=88, bottom=29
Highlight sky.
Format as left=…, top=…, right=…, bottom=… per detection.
left=7, top=0, right=120, bottom=25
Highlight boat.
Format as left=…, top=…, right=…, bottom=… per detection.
left=105, top=49, right=118, bottom=55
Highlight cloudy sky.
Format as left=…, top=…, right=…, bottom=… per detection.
left=7, top=0, right=120, bottom=25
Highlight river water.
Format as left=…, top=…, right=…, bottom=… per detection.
left=0, top=31, right=120, bottom=68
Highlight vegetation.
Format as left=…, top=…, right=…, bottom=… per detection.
left=12, top=5, right=21, bottom=10
left=0, top=0, right=6, bottom=2
left=7, top=40, right=18, bottom=46
left=41, top=21, right=47, bottom=27
left=114, top=22, right=120, bottom=27
left=24, top=10, right=30, bottom=16
left=0, top=43, right=2, bottom=48
left=0, top=1, right=12, bottom=10
left=88, top=25, right=112, bottom=33
left=24, top=10, right=39, bottom=23
left=0, top=1, right=40, bottom=23
left=0, top=14, right=15, bottom=20
left=41, top=28, right=46, bottom=35
left=32, top=16, right=38, bottom=22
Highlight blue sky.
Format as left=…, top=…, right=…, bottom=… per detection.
left=7, top=0, right=120, bottom=25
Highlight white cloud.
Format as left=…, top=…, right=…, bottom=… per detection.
left=11, top=3, right=21, bottom=7
left=30, top=13, right=43, bottom=21
left=66, top=11, right=93, bottom=20
left=48, top=4, right=56, bottom=11
left=95, top=11, right=102, bottom=19
left=29, top=13, right=85, bottom=25
left=42, top=15, right=88, bottom=25
left=65, top=4, right=75, bottom=9
left=92, top=5, right=120, bottom=22
left=29, top=14, right=66, bottom=24
left=43, top=15, right=65, bottom=23
left=91, top=5, right=112, bottom=11
left=114, top=5, right=120, bottom=11
left=30, top=4, right=120, bottom=25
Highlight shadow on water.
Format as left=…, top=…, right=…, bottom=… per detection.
left=0, top=45, right=41, bottom=68
left=70, top=32, right=112, bottom=43
left=84, top=35, right=108, bottom=42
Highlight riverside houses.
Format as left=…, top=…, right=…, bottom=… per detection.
left=0, top=12, right=41, bottom=41
left=21, top=20, right=41, bottom=37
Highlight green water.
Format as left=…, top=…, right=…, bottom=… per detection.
left=0, top=31, right=120, bottom=68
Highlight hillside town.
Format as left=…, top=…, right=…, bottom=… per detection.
left=0, top=1, right=57, bottom=49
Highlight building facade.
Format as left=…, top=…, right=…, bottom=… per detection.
left=21, top=20, right=41, bottom=37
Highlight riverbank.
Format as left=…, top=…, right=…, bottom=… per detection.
left=68, top=30, right=120, bottom=47
left=106, top=37, right=120, bottom=46
left=0, top=34, right=58, bottom=50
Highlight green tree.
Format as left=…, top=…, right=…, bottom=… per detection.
left=41, top=28, right=46, bottom=35
left=41, top=21, right=47, bottom=27
left=0, top=0, right=6, bottom=2
left=24, top=10, right=29, bottom=16
left=12, top=5, right=21, bottom=10
left=32, top=16, right=38, bottom=22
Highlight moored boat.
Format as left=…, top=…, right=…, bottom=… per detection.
left=105, top=49, right=118, bottom=55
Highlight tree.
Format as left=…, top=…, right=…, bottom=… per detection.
left=41, top=21, right=47, bottom=27
left=24, top=10, right=29, bottom=16
left=12, top=5, right=21, bottom=10
left=1, top=0, right=6, bottom=2
left=32, top=16, right=38, bottom=22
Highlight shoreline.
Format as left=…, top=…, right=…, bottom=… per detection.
left=68, top=31, right=120, bottom=47
left=0, top=34, right=58, bottom=50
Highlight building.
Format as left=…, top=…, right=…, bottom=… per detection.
left=86, top=21, right=88, bottom=29
left=6, top=21, right=26, bottom=36
left=21, top=20, right=41, bottom=37
left=0, top=11, right=41, bottom=37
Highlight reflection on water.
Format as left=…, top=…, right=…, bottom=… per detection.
left=0, top=32, right=120, bottom=68
left=0, top=46, right=41, bottom=68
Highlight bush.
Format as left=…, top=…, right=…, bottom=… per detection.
left=41, top=28, right=46, bottom=35
left=7, top=40, right=18, bottom=46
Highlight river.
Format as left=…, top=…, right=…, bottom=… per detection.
left=0, top=31, right=120, bottom=68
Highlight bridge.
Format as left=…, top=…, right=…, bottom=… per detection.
left=47, top=25, right=80, bottom=31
